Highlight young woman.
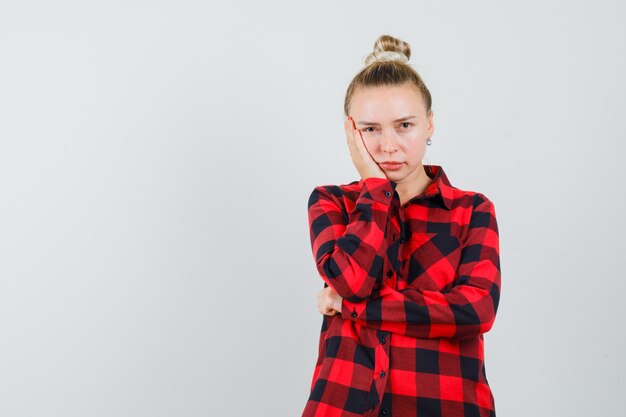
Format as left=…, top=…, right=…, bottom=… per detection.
left=301, top=35, right=501, bottom=417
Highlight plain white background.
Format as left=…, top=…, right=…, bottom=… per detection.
left=1, top=1, right=624, bottom=416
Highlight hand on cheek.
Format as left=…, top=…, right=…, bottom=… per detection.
left=344, top=116, right=387, bottom=180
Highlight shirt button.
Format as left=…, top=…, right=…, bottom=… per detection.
left=379, top=371, right=386, bottom=378
left=351, top=311, right=358, bottom=318
left=384, top=190, right=392, bottom=197
left=380, top=337, right=386, bottom=345
left=380, top=408, right=388, bottom=416
left=386, top=270, right=393, bottom=278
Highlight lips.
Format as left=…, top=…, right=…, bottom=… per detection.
left=380, top=161, right=403, bottom=169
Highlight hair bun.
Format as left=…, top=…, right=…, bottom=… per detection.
left=364, top=34, right=411, bottom=66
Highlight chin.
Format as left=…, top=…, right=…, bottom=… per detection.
left=384, top=172, right=405, bottom=181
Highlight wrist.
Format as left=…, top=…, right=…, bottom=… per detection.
left=334, top=298, right=343, bottom=313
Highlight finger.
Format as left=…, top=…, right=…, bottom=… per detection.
left=346, top=125, right=358, bottom=156
left=354, top=128, right=377, bottom=163
left=352, top=127, right=366, bottom=151
left=345, top=116, right=358, bottom=141
left=345, top=118, right=355, bottom=147
left=351, top=128, right=368, bottom=160
left=348, top=115, right=356, bottom=130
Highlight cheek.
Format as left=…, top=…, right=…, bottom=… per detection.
left=398, top=134, right=422, bottom=149
left=402, top=129, right=423, bottom=141
left=402, top=138, right=427, bottom=160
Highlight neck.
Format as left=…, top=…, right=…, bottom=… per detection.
left=395, top=164, right=433, bottom=206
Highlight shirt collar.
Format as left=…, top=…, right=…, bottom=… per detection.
left=374, top=164, right=453, bottom=210
left=420, top=164, right=454, bottom=210
left=357, top=164, right=454, bottom=209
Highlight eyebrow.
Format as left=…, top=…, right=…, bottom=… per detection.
left=356, top=116, right=417, bottom=126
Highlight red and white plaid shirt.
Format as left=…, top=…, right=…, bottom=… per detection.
left=301, top=165, right=501, bottom=417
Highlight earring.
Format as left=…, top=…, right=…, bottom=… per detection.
left=426, top=138, right=432, bottom=146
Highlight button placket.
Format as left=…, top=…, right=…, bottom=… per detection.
left=373, top=341, right=390, bottom=407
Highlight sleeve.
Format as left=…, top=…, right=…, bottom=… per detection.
left=340, top=193, right=501, bottom=339
left=307, top=177, right=397, bottom=303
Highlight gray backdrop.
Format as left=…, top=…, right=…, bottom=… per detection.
left=1, top=1, right=624, bottom=416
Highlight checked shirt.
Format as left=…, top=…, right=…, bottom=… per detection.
left=301, top=165, right=501, bottom=417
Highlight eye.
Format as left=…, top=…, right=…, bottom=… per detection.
left=363, top=127, right=376, bottom=132
left=400, top=122, right=412, bottom=128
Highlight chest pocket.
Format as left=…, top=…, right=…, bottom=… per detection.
left=402, top=232, right=463, bottom=291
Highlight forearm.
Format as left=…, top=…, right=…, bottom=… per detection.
left=309, top=177, right=396, bottom=302
left=341, top=271, right=500, bottom=339
left=342, top=194, right=501, bottom=339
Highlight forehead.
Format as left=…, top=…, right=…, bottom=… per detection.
left=351, top=84, right=426, bottom=120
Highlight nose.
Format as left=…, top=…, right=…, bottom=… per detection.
left=380, top=128, right=399, bottom=153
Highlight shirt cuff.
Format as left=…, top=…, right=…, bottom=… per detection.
left=341, top=298, right=367, bottom=321
left=359, top=177, right=398, bottom=204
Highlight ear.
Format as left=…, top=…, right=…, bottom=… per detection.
left=427, top=110, right=435, bottom=137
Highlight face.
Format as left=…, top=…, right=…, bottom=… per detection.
left=349, top=83, right=434, bottom=185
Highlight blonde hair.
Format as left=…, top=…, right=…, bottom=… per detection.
left=344, top=35, right=433, bottom=117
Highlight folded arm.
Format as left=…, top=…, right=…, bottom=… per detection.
left=341, top=193, right=501, bottom=339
